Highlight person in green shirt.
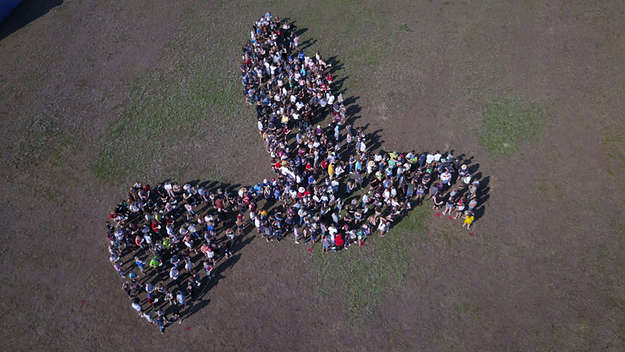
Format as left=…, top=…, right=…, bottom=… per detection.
left=162, top=237, right=171, bottom=250
left=149, top=256, right=162, bottom=269
left=375, top=170, right=383, bottom=180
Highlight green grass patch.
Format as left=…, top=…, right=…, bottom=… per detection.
left=455, top=302, right=481, bottom=320
left=478, top=97, right=545, bottom=156
left=278, top=0, right=392, bottom=92
left=600, top=125, right=625, bottom=179
left=314, top=205, right=430, bottom=324
left=6, top=115, right=78, bottom=170
left=91, top=42, right=242, bottom=184
left=92, top=0, right=392, bottom=185
left=399, top=23, right=414, bottom=32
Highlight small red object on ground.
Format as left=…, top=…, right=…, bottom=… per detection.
left=469, top=232, right=474, bottom=236
left=449, top=216, right=453, bottom=220
left=307, top=248, right=313, bottom=252
left=436, top=213, right=440, bottom=217
left=186, top=326, right=191, bottom=331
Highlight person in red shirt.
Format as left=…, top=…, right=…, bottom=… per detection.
left=135, top=234, right=144, bottom=249
left=215, top=198, right=224, bottom=213
left=151, top=220, right=160, bottom=234
left=334, top=233, right=344, bottom=250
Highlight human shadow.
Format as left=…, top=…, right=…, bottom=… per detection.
left=114, top=177, right=261, bottom=325
left=114, top=16, right=493, bottom=330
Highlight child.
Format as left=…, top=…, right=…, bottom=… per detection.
left=443, top=197, right=455, bottom=216
left=293, top=226, right=301, bottom=244
left=463, top=211, right=475, bottom=230
left=454, top=198, right=466, bottom=219
left=322, top=236, right=330, bottom=252
left=203, top=260, right=213, bottom=279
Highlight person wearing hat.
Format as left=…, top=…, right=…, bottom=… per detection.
left=459, top=163, right=468, bottom=175
left=461, top=166, right=472, bottom=189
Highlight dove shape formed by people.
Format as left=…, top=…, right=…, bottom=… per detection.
left=105, top=13, right=488, bottom=332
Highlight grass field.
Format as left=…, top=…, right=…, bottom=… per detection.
left=315, top=205, right=430, bottom=323
left=478, top=97, right=545, bottom=156
left=2, top=1, right=625, bottom=351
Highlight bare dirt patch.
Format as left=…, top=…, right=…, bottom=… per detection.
left=1, top=1, right=625, bottom=351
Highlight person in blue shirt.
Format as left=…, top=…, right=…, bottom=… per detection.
left=385, top=166, right=394, bottom=177
left=418, top=153, right=427, bottom=167
left=134, top=256, right=145, bottom=274
left=206, top=222, right=215, bottom=237
left=176, top=290, right=187, bottom=308
left=155, top=316, right=165, bottom=334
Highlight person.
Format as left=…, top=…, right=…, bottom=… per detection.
left=468, top=198, right=478, bottom=212
left=203, top=260, right=213, bottom=279
left=184, top=255, right=193, bottom=272
left=293, top=226, right=301, bottom=244
left=176, top=290, right=187, bottom=308
left=130, top=297, right=142, bottom=314
left=168, top=264, right=179, bottom=281
left=357, top=229, right=365, bottom=247
left=155, top=316, right=165, bottom=334
left=191, top=272, right=202, bottom=287
left=416, top=184, right=425, bottom=203
left=454, top=198, right=465, bottom=219
left=463, top=211, right=475, bottom=230
left=443, top=196, right=455, bottom=216
left=122, top=282, right=133, bottom=298
left=377, top=218, right=387, bottom=238
left=433, top=192, right=444, bottom=211
left=166, top=290, right=176, bottom=306
left=223, top=236, right=234, bottom=258
left=206, top=245, right=216, bottom=265
left=186, top=279, right=196, bottom=300
left=106, top=14, right=488, bottom=331
left=460, top=165, right=472, bottom=189
left=149, top=256, right=161, bottom=270
left=113, top=262, right=124, bottom=278
left=322, top=235, right=330, bottom=252
left=333, top=233, right=344, bottom=250
left=171, top=307, right=183, bottom=325
left=141, top=311, right=154, bottom=325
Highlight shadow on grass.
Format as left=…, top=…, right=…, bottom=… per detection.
left=0, top=0, right=63, bottom=41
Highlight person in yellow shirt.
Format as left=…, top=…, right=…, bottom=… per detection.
left=328, top=163, right=335, bottom=179
left=463, top=211, right=475, bottom=230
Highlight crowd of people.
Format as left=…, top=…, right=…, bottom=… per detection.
left=106, top=13, right=486, bottom=332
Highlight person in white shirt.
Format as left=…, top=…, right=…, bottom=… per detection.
left=169, top=266, right=179, bottom=281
